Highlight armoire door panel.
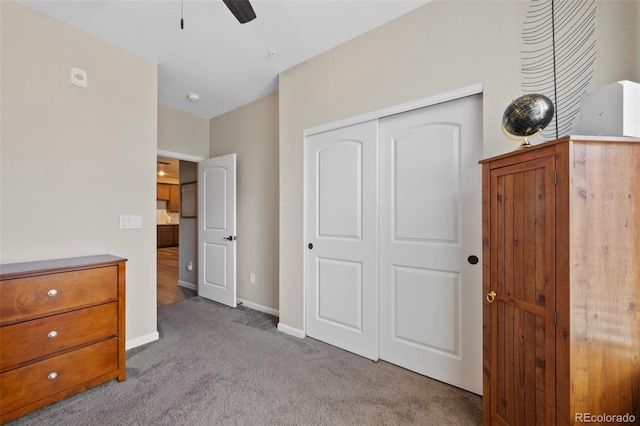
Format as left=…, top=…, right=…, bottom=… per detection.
left=488, top=155, right=556, bottom=425
left=496, top=168, right=549, bottom=308
left=494, top=305, right=548, bottom=425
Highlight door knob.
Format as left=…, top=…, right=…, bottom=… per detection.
left=223, top=236, right=236, bottom=241
left=468, top=255, right=479, bottom=265
left=308, top=243, right=313, bottom=249
left=486, top=291, right=496, bottom=304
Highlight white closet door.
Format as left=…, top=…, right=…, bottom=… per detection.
left=304, top=120, right=378, bottom=360
left=379, top=95, right=483, bottom=394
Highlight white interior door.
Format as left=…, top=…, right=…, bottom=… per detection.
left=198, top=154, right=237, bottom=308
left=304, top=120, right=378, bottom=360
left=379, top=95, right=483, bottom=394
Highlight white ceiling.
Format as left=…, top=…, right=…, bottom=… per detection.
left=20, top=0, right=429, bottom=119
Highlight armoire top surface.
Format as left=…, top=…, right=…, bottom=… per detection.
left=480, top=134, right=640, bottom=164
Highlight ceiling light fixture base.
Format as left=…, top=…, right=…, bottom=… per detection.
left=187, top=93, right=200, bottom=102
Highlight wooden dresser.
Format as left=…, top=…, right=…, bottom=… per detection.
left=480, top=136, right=640, bottom=425
left=0, top=255, right=126, bottom=423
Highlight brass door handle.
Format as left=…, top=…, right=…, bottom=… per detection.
left=486, top=291, right=496, bottom=304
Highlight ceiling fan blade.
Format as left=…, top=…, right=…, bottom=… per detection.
left=223, top=0, right=256, bottom=24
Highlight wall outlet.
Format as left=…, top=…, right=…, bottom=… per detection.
left=250, top=273, right=256, bottom=284
left=186, top=260, right=193, bottom=271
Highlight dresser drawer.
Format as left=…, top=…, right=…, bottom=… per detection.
left=0, top=266, right=117, bottom=324
left=0, top=338, right=118, bottom=415
left=0, top=303, right=118, bottom=371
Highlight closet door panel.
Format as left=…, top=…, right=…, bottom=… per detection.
left=318, top=142, right=362, bottom=240
left=304, top=120, right=378, bottom=360
left=394, top=124, right=458, bottom=242
left=379, top=94, right=483, bottom=394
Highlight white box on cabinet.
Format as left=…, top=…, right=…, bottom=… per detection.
left=579, top=80, right=640, bottom=138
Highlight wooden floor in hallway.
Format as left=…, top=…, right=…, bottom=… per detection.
left=157, top=247, right=196, bottom=307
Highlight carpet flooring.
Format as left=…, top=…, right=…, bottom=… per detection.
left=6, top=297, right=482, bottom=425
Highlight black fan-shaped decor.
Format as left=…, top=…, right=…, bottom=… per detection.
left=521, top=0, right=596, bottom=140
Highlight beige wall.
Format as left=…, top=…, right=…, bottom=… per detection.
left=158, top=102, right=210, bottom=158
left=0, top=2, right=159, bottom=346
left=595, top=1, right=640, bottom=84
left=278, top=1, right=640, bottom=331
left=210, top=93, right=279, bottom=311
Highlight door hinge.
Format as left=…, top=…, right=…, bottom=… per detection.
left=554, top=311, right=557, bottom=326
left=554, top=170, right=557, bottom=185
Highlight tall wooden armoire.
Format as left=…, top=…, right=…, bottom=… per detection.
left=480, top=135, right=640, bottom=425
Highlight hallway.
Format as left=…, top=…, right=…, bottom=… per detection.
left=157, top=247, right=196, bottom=307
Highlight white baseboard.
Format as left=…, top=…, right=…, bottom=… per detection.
left=178, top=280, right=196, bottom=290
left=126, top=331, right=159, bottom=350
left=277, top=322, right=306, bottom=339
left=238, top=298, right=279, bottom=317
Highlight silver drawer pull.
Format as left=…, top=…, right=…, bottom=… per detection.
left=47, top=289, right=58, bottom=297
left=48, top=372, right=58, bottom=380
left=48, top=331, right=58, bottom=339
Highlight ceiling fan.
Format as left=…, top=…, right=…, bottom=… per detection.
left=181, top=0, right=256, bottom=29
left=223, top=0, right=257, bottom=24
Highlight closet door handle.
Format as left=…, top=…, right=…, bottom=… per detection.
left=486, top=291, right=496, bottom=304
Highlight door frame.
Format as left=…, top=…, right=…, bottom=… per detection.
left=302, top=82, right=484, bottom=338
left=155, top=150, right=206, bottom=294
left=304, top=83, right=484, bottom=137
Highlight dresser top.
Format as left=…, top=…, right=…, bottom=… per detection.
left=0, top=254, right=127, bottom=280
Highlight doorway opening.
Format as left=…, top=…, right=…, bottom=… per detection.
left=156, top=154, right=200, bottom=307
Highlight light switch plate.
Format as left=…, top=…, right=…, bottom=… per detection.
left=120, top=215, right=142, bottom=229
